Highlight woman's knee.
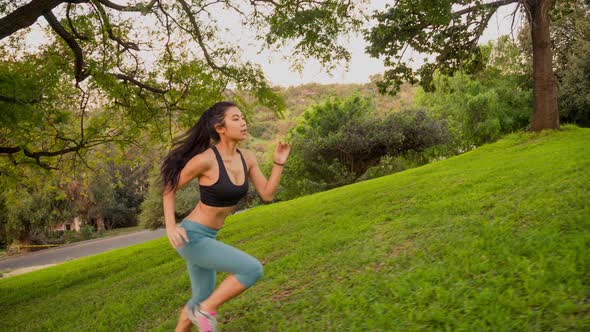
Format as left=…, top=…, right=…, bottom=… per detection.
left=236, top=260, right=263, bottom=288
left=251, top=260, right=263, bottom=281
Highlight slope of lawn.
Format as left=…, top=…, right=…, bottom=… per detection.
left=1, top=125, right=588, bottom=331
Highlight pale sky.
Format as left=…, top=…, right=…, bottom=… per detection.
left=17, top=1, right=523, bottom=87
left=254, top=2, right=522, bottom=87
left=216, top=1, right=523, bottom=87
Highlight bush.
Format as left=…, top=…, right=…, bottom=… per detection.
left=80, top=225, right=95, bottom=239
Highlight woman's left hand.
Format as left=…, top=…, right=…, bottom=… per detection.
left=273, top=140, right=291, bottom=165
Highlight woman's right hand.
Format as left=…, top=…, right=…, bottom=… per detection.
left=167, top=225, right=189, bottom=249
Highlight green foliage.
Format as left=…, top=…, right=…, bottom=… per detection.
left=415, top=38, right=532, bottom=150
left=280, top=96, right=448, bottom=200
left=84, top=157, right=149, bottom=230
left=0, top=0, right=372, bottom=171
left=0, top=25, right=281, bottom=172
left=365, top=0, right=503, bottom=95
left=294, top=95, right=372, bottom=137
left=0, top=176, right=78, bottom=244
left=558, top=11, right=590, bottom=127
left=60, top=225, right=97, bottom=244
left=280, top=96, right=372, bottom=199
left=0, top=195, right=7, bottom=247
left=78, top=225, right=96, bottom=241
left=263, top=0, right=365, bottom=70
left=363, top=0, right=584, bottom=107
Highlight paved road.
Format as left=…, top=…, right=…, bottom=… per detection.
left=0, top=228, right=167, bottom=271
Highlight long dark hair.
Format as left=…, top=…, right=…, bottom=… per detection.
left=160, top=101, right=237, bottom=192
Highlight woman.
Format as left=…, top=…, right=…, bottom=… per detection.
left=161, top=101, right=291, bottom=332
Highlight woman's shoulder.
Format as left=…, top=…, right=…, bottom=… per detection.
left=185, top=148, right=215, bottom=171
left=238, top=148, right=258, bottom=166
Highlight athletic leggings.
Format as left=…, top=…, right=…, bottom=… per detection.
left=175, top=218, right=263, bottom=310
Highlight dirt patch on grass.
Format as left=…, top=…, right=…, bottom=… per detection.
left=368, top=233, right=417, bottom=272
left=389, top=238, right=415, bottom=257
left=271, top=289, right=293, bottom=301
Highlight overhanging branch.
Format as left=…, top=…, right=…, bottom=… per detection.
left=43, top=10, right=90, bottom=82
left=176, top=0, right=229, bottom=73
left=92, top=0, right=140, bottom=51
left=0, top=94, right=42, bottom=104
left=109, top=73, right=168, bottom=94
left=452, top=0, right=520, bottom=17
left=0, top=0, right=88, bottom=40
left=94, top=0, right=156, bottom=12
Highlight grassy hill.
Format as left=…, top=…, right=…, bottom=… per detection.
left=0, top=125, right=588, bottom=331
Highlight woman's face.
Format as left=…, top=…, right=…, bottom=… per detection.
left=217, top=106, right=248, bottom=141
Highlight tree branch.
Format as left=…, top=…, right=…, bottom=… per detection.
left=92, top=0, right=140, bottom=51
left=1, top=0, right=63, bottom=40
left=66, top=2, right=89, bottom=41
left=0, top=147, right=22, bottom=154
left=109, top=73, right=168, bottom=94
left=176, top=0, right=229, bottom=73
left=0, top=0, right=88, bottom=40
left=43, top=10, right=90, bottom=82
left=23, top=145, right=81, bottom=158
left=94, top=0, right=156, bottom=12
left=1, top=134, right=139, bottom=170
left=0, top=94, right=42, bottom=104
left=452, top=0, right=520, bottom=18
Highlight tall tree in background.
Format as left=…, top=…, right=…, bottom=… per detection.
left=365, top=0, right=578, bottom=132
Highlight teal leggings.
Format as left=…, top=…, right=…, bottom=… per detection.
left=175, top=218, right=263, bottom=309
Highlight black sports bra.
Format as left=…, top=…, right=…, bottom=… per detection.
left=199, top=145, right=249, bottom=207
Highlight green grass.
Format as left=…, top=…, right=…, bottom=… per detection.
left=1, top=125, right=588, bottom=331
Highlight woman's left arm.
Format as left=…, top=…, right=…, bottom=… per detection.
left=245, top=141, right=291, bottom=202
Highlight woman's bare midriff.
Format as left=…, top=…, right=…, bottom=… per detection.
left=184, top=201, right=238, bottom=230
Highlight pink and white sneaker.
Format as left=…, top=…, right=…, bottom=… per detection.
left=187, top=304, right=218, bottom=332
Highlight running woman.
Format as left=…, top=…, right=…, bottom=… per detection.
left=161, top=101, right=291, bottom=332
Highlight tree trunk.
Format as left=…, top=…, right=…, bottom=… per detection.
left=527, top=0, right=560, bottom=131
left=96, top=216, right=105, bottom=232
left=9, top=223, right=33, bottom=254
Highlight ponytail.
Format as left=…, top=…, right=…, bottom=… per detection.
left=160, top=101, right=236, bottom=192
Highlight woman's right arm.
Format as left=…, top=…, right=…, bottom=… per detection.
left=162, top=153, right=211, bottom=248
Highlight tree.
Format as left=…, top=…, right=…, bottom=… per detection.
left=281, top=95, right=448, bottom=199
left=0, top=0, right=363, bottom=168
left=515, top=0, right=590, bottom=126
left=0, top=169, right=79, bottom=249
left=365, top=0, right=580, bottom=132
